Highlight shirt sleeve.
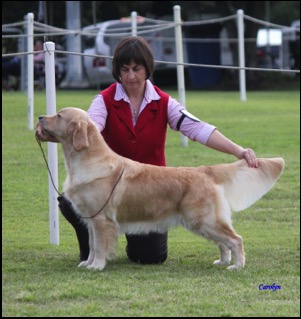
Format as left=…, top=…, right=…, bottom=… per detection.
left=168, top=96, right=217, bottom=145
left=87, top=94, right=108, bottom=133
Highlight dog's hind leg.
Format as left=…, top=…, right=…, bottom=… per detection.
left=207, top=223, right=245, bottom=270
left=226, top=234, right=245, bottom=270
left=213, top=242, right=231, bottom=266
left=189, top=221, right=245, bottom=270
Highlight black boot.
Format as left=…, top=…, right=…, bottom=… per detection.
left=125, top=232, right=168, bottom=264
left=57, top=195, right=90, bottom=261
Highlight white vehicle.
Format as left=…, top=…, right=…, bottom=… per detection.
left=82, top=17, right=187, bottom=88
left=256, top=20, right=300, bottom=69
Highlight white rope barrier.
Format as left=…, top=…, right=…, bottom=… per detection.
left=131, top=11, right=137, bottom=36
left=44, top=41, right=59, bottom=245
left=3, top=48, right=300, bottom=74
left=237, top=9, right=246, bottom=101
left=174, top=5, right=188, bottom=147
left=27, top=13, right=34, bottom=129
left=2, top=21, right=26, bottom=28
left=244, top=14, right=300, bottom=31
left=32, top=18, right=177, bottom=36
left=183, top=14, right=236, bottom=26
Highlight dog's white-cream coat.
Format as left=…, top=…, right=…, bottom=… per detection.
left=36, top=107, right=284, bottom=271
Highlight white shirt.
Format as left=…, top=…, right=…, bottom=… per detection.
left=88, top=80, right=216, bottom=145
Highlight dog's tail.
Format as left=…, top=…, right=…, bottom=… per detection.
left=219, top=157, right=285, bottom=212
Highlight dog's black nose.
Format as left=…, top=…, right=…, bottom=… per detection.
left=38, top=116, right=44, bottom=120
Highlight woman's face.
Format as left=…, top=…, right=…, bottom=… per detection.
left=119, top=61, right=147, bottom=91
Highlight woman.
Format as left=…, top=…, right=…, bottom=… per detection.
left=59, top=36, right=258, bottom=264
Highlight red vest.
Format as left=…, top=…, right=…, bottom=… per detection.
left=101, top=83, right=169, bottom=166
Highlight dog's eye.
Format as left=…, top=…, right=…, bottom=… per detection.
left=57, top=113, right=61, bottom=118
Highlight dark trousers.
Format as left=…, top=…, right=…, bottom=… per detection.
left=57, top=195, right=168, bottom=264
left=57, top=196, right=90, bottom=261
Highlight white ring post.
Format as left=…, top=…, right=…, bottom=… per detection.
left=44, top=41, right=59, bottom=245
left=131, top=11, right=137, bottom=36
left=237, top=9, right=247, bottom=101
left=174, top=5, right=188, bottom=147
left=27, top=12, right=34, bottom=130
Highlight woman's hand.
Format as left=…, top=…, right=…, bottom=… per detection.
left=206, top=130, right=258, bottom=168
left=238, top=148, right=258, bottom=168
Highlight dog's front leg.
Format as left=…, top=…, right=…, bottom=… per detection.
left=86, top=219, right=107, bottom=271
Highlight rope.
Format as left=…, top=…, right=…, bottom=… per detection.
left=80, top=167, right=125, bottom=219
left=36, top=135, right=62, bottom=196
left=244, top=14, right=300, bottom=31
left=2, top=48, right=300, bottom=74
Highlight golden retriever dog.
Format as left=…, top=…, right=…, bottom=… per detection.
left=36, top=107, right=284, bottom=271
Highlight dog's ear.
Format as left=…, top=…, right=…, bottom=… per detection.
left=69, top=120, right=89, bottom=151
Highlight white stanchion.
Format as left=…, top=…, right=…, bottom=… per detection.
left=131, top=11, right=137, bottom=36
left=174, top=5, right=188, bottom=147
left=27, top=12, right=34, bottom=130
left=237, top=9, right=247, bottom=101
left=44, top=41, right=59, bottom=245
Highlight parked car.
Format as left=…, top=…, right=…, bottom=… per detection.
left=286, top=19, right=300, bottom=70
left=256, top=28, right=283, bottom=69
left=82, top=17, right=188, bottom=88
left=256, top=20, right=300, bottom=70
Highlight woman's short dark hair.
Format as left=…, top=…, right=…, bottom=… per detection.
left=112, top=36, right=154, bottom=83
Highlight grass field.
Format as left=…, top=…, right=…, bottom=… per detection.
left=2, top=89, right=300, bottom=317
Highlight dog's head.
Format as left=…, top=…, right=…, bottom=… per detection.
left=36, top=107, right=92, bottom=151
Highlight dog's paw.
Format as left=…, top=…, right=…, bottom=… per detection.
left=78, top=260, right=90, bottom=268
left=227, top=264, right=243, bottom=271
left=86, top=260, right=106, bottom=271
left=213, top=259, right=230, bottom=266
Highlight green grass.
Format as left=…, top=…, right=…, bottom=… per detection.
left=2, top=89, right=300, bottom=317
